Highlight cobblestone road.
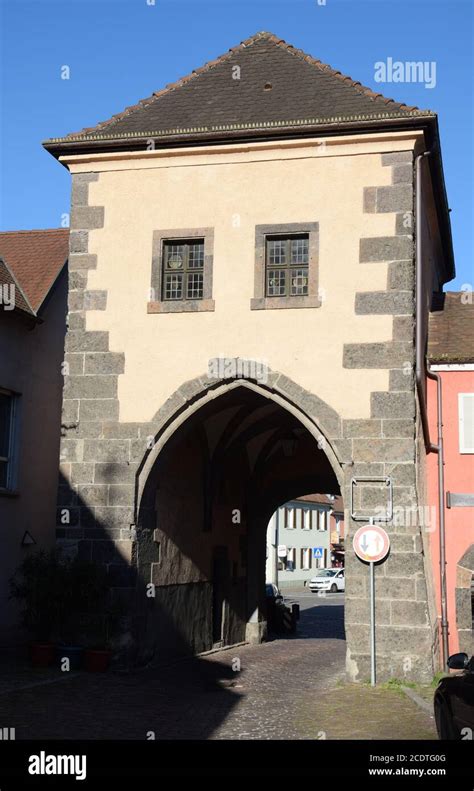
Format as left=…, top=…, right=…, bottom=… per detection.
left=0, top=593, right=436, bottom=740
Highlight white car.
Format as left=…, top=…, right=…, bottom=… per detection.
left=309, top=568, right=345, bottom=593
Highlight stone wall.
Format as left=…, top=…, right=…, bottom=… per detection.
left=57, top=154, right=438, bottom=680
left=342, top=151, right=435, bottom=682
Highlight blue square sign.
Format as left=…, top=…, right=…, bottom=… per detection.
left=313, top=547, right=323, bottom=559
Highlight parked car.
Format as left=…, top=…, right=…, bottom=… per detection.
left=309, top=568, right=345, bottom=593
left=434, top=653, right=474, bottom=739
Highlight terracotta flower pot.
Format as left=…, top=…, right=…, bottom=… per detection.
left=84, top=648, right=111, bottom=672
left=29, top=642, right=55, bottom=667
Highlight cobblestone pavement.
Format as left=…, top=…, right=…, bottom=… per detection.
left=0, top=595, right=436, bottom=740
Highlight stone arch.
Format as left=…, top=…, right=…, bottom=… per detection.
left=456, top=544, right=474, bottom=654
left=134, top=362, right=346, bottom=521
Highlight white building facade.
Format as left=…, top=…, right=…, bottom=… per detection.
left=266, top=496, right=333, bottom=589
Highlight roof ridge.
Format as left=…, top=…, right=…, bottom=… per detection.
left=0, top=254, right=37, bottom=316
left=0, top=228, right=69, bottom=235
left=66, top=31, right=424, bottom=139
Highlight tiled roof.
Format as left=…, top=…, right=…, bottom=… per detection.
left=0, top=229, right=69, bottom=313
left=428, top=292, right=474, bottom=363
left=0, top=256, right=34, bottom=317
left=295, top=493, right=341, bottom=508
left=45, top=31, right=432, bottom=147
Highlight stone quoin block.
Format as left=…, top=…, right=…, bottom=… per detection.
left=375, top=184, right=412, bottom=213
left=84, top=352, right=125, bottom=375
left=392, top=164, right=413, bottom=184
left=62, top=421, right=103, bottom=439
left=69, top=271, right=88, bottom=291
left=389, top=368, right=414, bottom=391
left=345, top=596, right=391, bottom=626
left=80, top=399, right=120, bottom=421
left=66, top=313, right=85, bottom=332
left=62, top=399, right=79, bottom=423
left=395, top=211, right=414, bottom=235
left=371, top=391, right=415, bottom=419
left=67, top=291, right=84, bottom=312
left=382, top=419, right=414, bottom=438
left=359, top=236, right=413, bottom=263
left=374, top=576, right=417, bottom=601
left=343, top=341, right=412, bottom=369
left=64, top=354, right=85, bottom=376
left=68, top=254, right=98, bottom=271
left=70, top=206, right=105, bottom=230
left=352, top=437, right=414, bottom=463
left=355, top=291, right=413, bottom=316
left=83, top=290, right=108, bottom=311
left=384, top=552, right=425, bottom=578
left=381, top=152, right=413, bottom=166
left=388, top=260, right=415, bottom=291
left=102, top=422, right=141, bottom=439
left=65, top=331, right=109, bottom=353
left=63, top=375, right=118, bottom=400
left=69, top=231, right=89, bottom=254
left=342, top=419, right=382, bottom=438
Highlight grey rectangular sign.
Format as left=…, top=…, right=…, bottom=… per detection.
left=446, top=492, right=474, bottom=508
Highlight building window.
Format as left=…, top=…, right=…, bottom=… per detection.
left=251, top=222, right=321, bottom=310
left=285, top=507, right=295, bottom=529
left=162, top=240, right=204, bottom=301
left=459, top=393, right=474, bottom=454
left=315, top=549, right=327, bottom=569
left=302, top=508, right=311, bottom=530
left=287, top=547, right=296, bottom=570
left=266, top=235, right=309, bottom=297
left=317, top=510, right=327, bottom=530
left=148, top=228, right=215, bottom=314
left=0, top=390, right=18, bottom=492
left=301, top=548, right=312, bottom=570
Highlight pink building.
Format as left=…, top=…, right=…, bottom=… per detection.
left=427, top=292, right=474, bottom=656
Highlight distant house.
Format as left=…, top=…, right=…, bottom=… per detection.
left=427, top=292, right=474, bottom=656
left=266, top=494, right=345, bottom=588
left=0, top=229, right=68, bottom=650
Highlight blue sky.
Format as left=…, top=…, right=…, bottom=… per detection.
left=1, top=0, right=472, bottom=288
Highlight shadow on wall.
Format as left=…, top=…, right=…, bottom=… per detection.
left=20, top=468, right=244, bottom=741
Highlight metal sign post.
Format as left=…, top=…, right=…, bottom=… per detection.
left=350, top=477, right=392, bottom=687
left=353, top=518, right=390, bottom=687
left=369, top=554, right=376, bottom=687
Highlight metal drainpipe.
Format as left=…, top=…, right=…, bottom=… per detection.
left=415, top=149, right=449, bottom=669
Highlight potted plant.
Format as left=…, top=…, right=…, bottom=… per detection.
left=54, top=555, right=110, bottom=671
left=83, top=596, right=122, bottom=672
left=9, top=550, right=64, bottom=667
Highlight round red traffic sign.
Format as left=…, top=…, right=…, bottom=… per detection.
left=353, top=525, right=390, bottom=563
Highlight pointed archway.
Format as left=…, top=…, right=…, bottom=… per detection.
left=132, top=370, right=345, bottom=664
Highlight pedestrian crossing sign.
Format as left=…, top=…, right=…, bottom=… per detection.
left=313, top=547, right=323, bottom=559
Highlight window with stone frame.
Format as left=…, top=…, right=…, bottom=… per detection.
left=162, top=239, right=205, bottom=301
left=251, top=222, right=320, bottom=310
left=265, top=234, right=309, bottom=298
left=148, top=227, right=215, bottom=314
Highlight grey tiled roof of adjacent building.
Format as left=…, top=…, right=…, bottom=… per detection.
left=45, top=31, right=432, bottom=145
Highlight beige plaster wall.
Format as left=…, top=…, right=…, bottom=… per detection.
left=67, top=132, right=419, bottom=423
